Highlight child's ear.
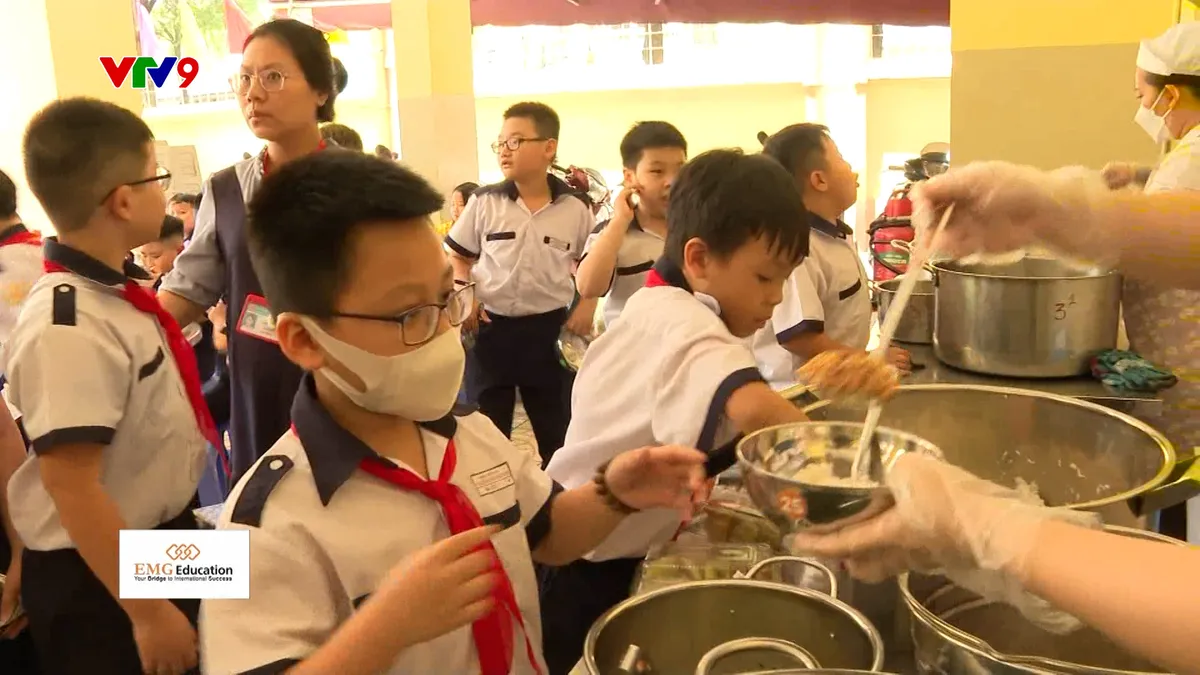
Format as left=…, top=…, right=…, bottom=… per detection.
left=681, top=237, right=711, bottom=279
left=275, top=313, right=326, bottom=372
left=809, top=169, right=829, bottom=193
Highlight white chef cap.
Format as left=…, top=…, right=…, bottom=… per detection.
left=1137, top=22, right=1200, bottom=77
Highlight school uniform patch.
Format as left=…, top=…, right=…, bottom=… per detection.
left=471, top=462, right=515, bottom=496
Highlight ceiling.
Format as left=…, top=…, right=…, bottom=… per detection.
left=267, top=0, right=950, bottom=31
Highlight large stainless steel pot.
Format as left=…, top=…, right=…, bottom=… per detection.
left=581, top=577, right=885, bottom=674
left=802, top=384, right=1199, bottom=528
left=874, top=277, right=934, bottom=345
left=902, top=526, right=1182, bottom=674
left=929, top=257, right=1121, bottom=378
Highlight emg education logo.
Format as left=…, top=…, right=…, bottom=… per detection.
left=100, top=56, right=200, bottom=89
left=132, top=544, right=234, bottom=583
left=166, top=543, right=201, bottom=561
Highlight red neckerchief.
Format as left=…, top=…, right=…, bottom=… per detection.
left=0, top=227, right=42, bottom=248
left=644, top=269, right=669, bottom=287
left=42, top=260, right=226, bottom=473
left=358, top=439, right=542, bottom=675
left=259, top=139, right=327, bottom=177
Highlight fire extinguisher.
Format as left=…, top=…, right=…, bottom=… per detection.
left=867, top=145, right=949, bottom=282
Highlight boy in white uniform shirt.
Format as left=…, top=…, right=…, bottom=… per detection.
left=5, top=98, right=210, bottom=674
left=539, top=149, right=899, bottom=674
left=576, top=121, right=687, bottom=328
left=751, top=124, right=911, bottom=390
left=202, top=151, right=709, bottom=675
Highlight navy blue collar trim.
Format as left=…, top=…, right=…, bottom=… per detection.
left=651, top=257, right=692, bottom=292
left=808, top=213, right=854, bottom=240
left=44, top=237, right=144, bottom=286
left=291, top=374, right=460, bottom=505
left=477, top=173, right=574, bottom=203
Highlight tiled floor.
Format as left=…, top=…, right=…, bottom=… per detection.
left=511, top=401, right=539, bottom=462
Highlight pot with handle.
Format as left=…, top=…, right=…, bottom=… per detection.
left=902, top=525, right=1183, bottom=674
left=801, top=384, right=1200, bottom=529
left=927, top=257, right=1122, bottom=378
left=876, top=240, right=935, bottom=345
left=582, top=556, right=886, bottom=674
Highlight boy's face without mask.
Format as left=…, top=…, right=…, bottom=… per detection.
left=682, top=234, right=800, bottom=339
left=496, top=116, right=556, bottom=183
left=626, top=147, right=686, bottom=221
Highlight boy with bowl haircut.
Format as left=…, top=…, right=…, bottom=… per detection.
left=575, top=121, right=688, bottom=327
left=202, top=151, right=708, bottom=675
left=752, top=124, right=911, bottom=390
left=4, top=98, right=209, bottom=674
left=539, top=149, right=899, bottom=673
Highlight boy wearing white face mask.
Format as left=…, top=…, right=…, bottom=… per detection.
left=201, top=151, right=710, bottom=675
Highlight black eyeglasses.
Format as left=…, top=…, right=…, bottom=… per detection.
left=331, top=283, right=475, bottom=346
left=490, top=137, right=548, bottom=154
left=100, top=167, right=172, bottom=204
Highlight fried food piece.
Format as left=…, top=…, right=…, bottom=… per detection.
left=797, top=350, right=900, bottom=401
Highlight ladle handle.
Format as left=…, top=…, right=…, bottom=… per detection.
left=693, top=637, right=819, bottom=675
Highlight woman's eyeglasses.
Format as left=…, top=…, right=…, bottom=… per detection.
left=230, top=69, right=289, bottom=94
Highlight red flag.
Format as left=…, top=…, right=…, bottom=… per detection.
left=224, top=0, right=254, bottom=54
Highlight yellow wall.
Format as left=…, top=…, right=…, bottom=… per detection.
left=949, top=0, right=1177, bottom=168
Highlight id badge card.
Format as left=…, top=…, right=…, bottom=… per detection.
left=236, top=294, right=279, bottom=344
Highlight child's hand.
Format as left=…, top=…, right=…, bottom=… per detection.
left=886, top=346, right=913, bottom=374
left=605, top=445, right=707, bottom=513
left=375, top=526, right=501, bottom=649
left=797, top=350, right=899, bottom=401
left=0, top=560, right=25, bottom=639
left=131, top=600, right=198, bottom=675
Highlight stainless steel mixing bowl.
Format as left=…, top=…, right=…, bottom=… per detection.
left=736, top=421, right=943, bottom=533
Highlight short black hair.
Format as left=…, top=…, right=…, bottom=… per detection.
left=453, top=182, right=479, bottom=201
left=320, top=123, right=363, bottom=151
left=247, top=151, right=445, bottom=317
left=169, top=192, right=200, bottom=209
left=1145, top=72, right=1200, bottom=99
left=0, top=169, right=16, bottom=219
left=761, top=123, right=831, bottom=181
left=665, top=149, right=809, bottom=266
left=246, top=19, right=341, bottom=123
left=160, top=214, right=185, bottom=241
left=503, top=102, right=560, bottom=140
left=23, top=97, right=154, bottom=232
left=620, top=121, right=688, bottom=169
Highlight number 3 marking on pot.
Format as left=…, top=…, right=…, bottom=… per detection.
left=1053, top=293, right=1077, bottom=321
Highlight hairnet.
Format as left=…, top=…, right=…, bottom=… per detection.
left=1137, top=22, right=1200, bottom=77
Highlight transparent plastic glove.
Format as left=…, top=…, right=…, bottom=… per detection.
left=1100, top=162, right=1139, bottom=190
left=911, top=161, right=1115, bottom=267
left=787, top=453, right=1102, bottom=633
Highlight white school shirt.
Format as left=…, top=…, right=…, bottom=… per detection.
left=2, top=239, right=206, bottom=551
left=0, top=224, right=43, bottom=419
left=750, top=216, right=871, bottom=390
left=445, top=175, right=593, bottom=317
left=1128, top=126, right=1200, bottom=541
left=545, top=260, right=764, bottom=561
left=201, top=375, right=558, bottom=675
left=581, top=215, right=664, bottom=328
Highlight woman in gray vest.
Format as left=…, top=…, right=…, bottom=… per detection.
left=159, top=19, right=346, bottom=485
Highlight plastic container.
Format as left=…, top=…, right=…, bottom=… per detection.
left=702, top=500, right=785, bottom=550
left=634, top=541, right=775, bottom=595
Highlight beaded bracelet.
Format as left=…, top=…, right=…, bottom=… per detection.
left=593, top=461, right=638, bottom=514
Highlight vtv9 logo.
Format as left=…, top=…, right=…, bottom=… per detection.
left=101, top=56, right=200, bottom=89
